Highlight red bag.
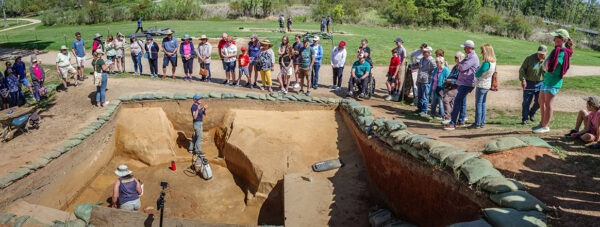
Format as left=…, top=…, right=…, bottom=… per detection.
left=490, top=71, right=499, bottom=91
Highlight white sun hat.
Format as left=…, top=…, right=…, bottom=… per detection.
left=115, top=164, right=132, bottom=177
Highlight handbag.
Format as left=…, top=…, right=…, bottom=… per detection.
left=93, top=71, right=102, bottom=86
left=490, top=71, right=499, bottom=91
left=38, top=85, right=47, bottom=96
left=199, top=63, right=209, bottom=76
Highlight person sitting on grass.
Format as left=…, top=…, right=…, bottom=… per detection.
left=238, top=46, right=250, bottom=88
left=385, top=49, right=401, bottom=101
left=347, top=53, right=371, bottom=98
left=113, top=165, right=142, bottom=211
left=566, top=96, right=600, bottom=146
left=430, top=56, right=450, bottom=120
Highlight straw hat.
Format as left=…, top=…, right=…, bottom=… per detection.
left=200, top=35, right=208, bottom=40
left=260, top=40, right=274, bottom=48
left=183, top=34, right=191, bottom=40
left=60, top=45, right=68, bottom=50
left=115, top=164, right=132, bottom=177
left=165, top=29, right=173, bottom=35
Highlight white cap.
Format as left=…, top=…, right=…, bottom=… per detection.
left=313, top=36, right=320, bottom=41
left=460, top=40, right=475, bottom=48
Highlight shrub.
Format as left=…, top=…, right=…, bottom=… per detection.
left=41, top=13, right=57, bottom=26
left=381, top=0, right=418, bottom=25
left=507, top=16, right=533, bottom=39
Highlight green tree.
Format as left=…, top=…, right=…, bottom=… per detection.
left=382, top=0, right=418, bottom=24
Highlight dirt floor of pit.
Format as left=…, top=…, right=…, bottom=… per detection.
left=66, top=108, right=374, bottom=226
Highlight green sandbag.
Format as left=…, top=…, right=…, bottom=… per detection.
left=406, top=134, right=432, bottom=147
left=174, top=93, right=187, bottom=100
left=63, top=139, right=82, bottom=149
left=460, top=158, right=503, bottom=184
left=185, top=93, right=195, bottom=99
left=0, top=168, right=32, bottom=189
left=415, top=139, right=452, bottom=150
left=406, top=146, right=422, bottom=159
left=429, top=146, right=466, bottom=162
left=142, top=93, right=155, bottom=100
left=390, top=130, right=410, bottom=138
left=518, top=137, right=553, bottom=149
left=490, top=191, right=549, bottom=212
left=358, top=116, right=374, bottom=126
left=71, top=133, right=88, bottom=140
left=425, top=154, right=440, bottom=166
left=483, top=137, right=528, bottom=154
left=118, top=95, right=132, bottom=101
left=259, top=94, right=268, bottom=100
left=41, top=150, right=62, bottom=160
left=80, top=128, right=96, bottom=137
left=352, top=106, right=372, bottom=117
left=247, top=93, right=261, bottom=99
left=131, top=94, right=143, bottom=100
left=478, top=176, right=528, bottom=193
left=0, top=213, right=16, bottom=224
left=312, top=97, right=322, bottom=103
left=65, top=219, right=86, bottom=227
left=417, top=149, right=430, bottom=159
left=327, top=98, right=339, bottom=104
left=445, top=152, right=480, bottom=169
left=22, top=157, right=51, bottom=171
left=154, top=93, right=167, bottom=99
left=392, top=144, right=403, bottom=152
left=266, top=96, right=277, bottom=101
left=74, top=202, right=101, bottom=224
left=209, top=92, right=221, bottom=98
left=234, top=93, right=248, bottom=99
left=384, top=119, right=407, bottom=131
left=285, top=94, right=297, bottom=101
left=221, top=93, right=234, bottom=99
left=482, top=208, right=547, bottom=227
left=13, top=215, right=29, bottom=227
left=448, top=219, right=492, bottom=227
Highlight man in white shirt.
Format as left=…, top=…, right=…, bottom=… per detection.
left=330, top=41, right=347, bottom=91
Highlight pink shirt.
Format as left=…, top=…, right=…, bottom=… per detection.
left=432, top=69, right=442, bottom=91
left=33, top=65, right=42, bottom=80
left=182, top=43, right=192, bottom=56
left=588, top=111, right=600, bottom=137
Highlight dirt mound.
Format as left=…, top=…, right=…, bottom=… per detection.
left=115, top=107, right=178, bottom=166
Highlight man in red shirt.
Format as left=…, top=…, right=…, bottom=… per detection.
left=385, top=49, right=401, bottom=101
left=218, top=33, right=236, bottom=73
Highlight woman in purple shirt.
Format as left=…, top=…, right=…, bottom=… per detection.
left=247, top=35, right=261, bottom=88
left=444, top=40, right=479, bottom=130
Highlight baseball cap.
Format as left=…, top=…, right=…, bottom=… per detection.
left=584, top=96, right=600, bottom=108
left=537, top=45, right=547, bottom=55
left=339, top=41, right=346, bottom=47
left=241, top=46, right=247, bottom=51
left=303, top=37, right=310, bottom=42
left=130, top=34, right=136, bottom=39
left=96, top=49, right=104, bottom=54
left=550, top=29, right=570, bottom=39
left=146, top=35, right=153, bottom=40
left=193, top=94, right=201, bottom=100
left=358, top=53, right=365, bottom=59
left=395, top=37, right=403, bottom=43
left=460, top=40, right=475, bottom=48
left=95, top=33, right=102, bottom=38
left=60, top=45, right=68, bottom=50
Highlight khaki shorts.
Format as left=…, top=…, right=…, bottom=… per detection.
left=59, top=65, right=77, bottom=79
left=298, top=67, right=311, bottom=79
left=75, top=56, right=85, bottom=67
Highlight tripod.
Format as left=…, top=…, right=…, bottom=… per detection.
left=156, top=182, right=168, bottom=227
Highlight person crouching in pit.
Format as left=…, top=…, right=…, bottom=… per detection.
left=113, top=165, right=142, bottom=211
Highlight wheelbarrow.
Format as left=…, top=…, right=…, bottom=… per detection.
left=0, top=106, right=34, bottom=142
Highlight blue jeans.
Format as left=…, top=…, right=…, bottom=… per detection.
left=332, top=67, right=344, bottom=87
left=417, top=82, right=431, bottom=113
left=450, top=85, right=474, bottom=126
left=522, top=80, right=542, bottom=122
left=96, top=73, right=107, bottom=104
left=430, top=95, right=444, bottom=117
left=189, top=121, right=203, bottom=154
left=311, top=63, right=321, bottom=88
left=33, top=83, right=42, bottom=102
left=132, top=53, right=143, bottom=74
left=474, top=87, right=489, bottom=126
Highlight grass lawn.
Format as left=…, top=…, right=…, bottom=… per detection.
left=0, top=19, right=31, bottom=29
left=1, top=19, right=600, bottom=66
left=505, top=75, right=600, bottom=96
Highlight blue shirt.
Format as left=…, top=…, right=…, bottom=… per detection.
left=71, top=39, right=86, bottom=57
left=248, top=42, right=260, bottom=58
left=191, top=103, right=205, bottom=122
left=162, top=37, right=179, bottom=55
left=6, top=75, right=19, bottom=92
left=352, top=61, right=371, bottom=77
left=137, top=18, right=142, bottom=26
left=12, top=62, right=26, bottom=77
left=310, top=44, right=323, bottom=65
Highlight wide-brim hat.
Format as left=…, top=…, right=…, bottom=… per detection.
left=60, top=45, right=68, bottom=50
left=95, top=33, right=102, bottom=38
left=115, top=164, right=132, bottom=177
left=117, top=32, right=123, bottom=36
left=260, top=40, right=274, bottom=47
left=165, top=30, right=174, bottom=35
left=183, top=34, right=191, bottom=40
left=460, top=40, right=475, bottom=48
left=200, top=35, right=208, bottom=40
left=313, top=36, right=320, bottom=41
left=584, top=96, right=600, bottom=108
left=96, top=49, right=104, bottom=55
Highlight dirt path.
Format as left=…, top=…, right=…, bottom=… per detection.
left=0, top=18, right=40, bottom=32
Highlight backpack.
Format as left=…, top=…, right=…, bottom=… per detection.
left=490, top=71, right=499, bottom=91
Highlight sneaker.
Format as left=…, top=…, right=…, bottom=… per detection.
left=196, top=151, right=207, bottom=156
left=434, top=117, right=443, bottom=120
left=260, top=86, right=265, bottom=91
left=419, top=112, right=428, bottom=117
left=268, top=87, right=273, bottom=92
left=443, top=125, right=456, bottom=130
left=329, top=85, right=335, bottom=89
left=250, top=84, right=254, bottom=89
left=232, top=82, right=238, bottom=86
left=533, top=126, right=550, bottom=134
left=284, top=90, right=288, bottom=94
left=297, top=90, right=304, bottom=95
left=359, top=93, right=365, bottom=98
left=467, top=124, right=479, bottom=129
left=226, top=83, right=232, bottom=86
left=531, top=124, right=542, bottom=130
left=347, top=91, right=353, bottom=97
left=521, top=120, right=528, bottom=125
left=253, top=82, right=258, bottom=87
left=233, top=84, right=239, bottom=88
left=183, top=77, right=188, bottom=81
left=335, top=87, right=341, bottom=91
left=441, top=120, right=451, bottom=125
left=222, top=81, right=228, bottom=85
left=188, top=150, right=194, bottom=154
left=565, top=129, right=578, bottom=137
left=306, top=91, right=311, bottom=96
left=529, top=115, right=536, bottom=122
left=456, top=123, right=467, bottom=127
left=313, top=85, right=318, bottom=90
left=384, top=95, right=392, bottom=101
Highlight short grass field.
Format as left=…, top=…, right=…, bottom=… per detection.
left=505, top=75, right=600, bottom=96
left=2, top=19, right=600, bottom=66
left=0, top=19, right=31, bottom=29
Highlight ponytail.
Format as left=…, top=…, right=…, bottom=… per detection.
left=566, top=38, right=574, bottom=50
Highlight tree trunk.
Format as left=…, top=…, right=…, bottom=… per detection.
left=2, top=0, right=7, bottom=28
left=510, top=0, right=518, bottom=16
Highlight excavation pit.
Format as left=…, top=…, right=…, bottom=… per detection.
left=0, top=98, right=497, bottom=226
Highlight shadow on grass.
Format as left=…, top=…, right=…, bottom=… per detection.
left=0, top=40, right=54, bottom=52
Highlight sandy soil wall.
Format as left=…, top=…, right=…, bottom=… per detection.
left=340, top=109, right=496, bottom=226
left=0, top=108, right=120, bottom=211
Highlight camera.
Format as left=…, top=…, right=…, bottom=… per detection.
left=160, top=181, right=168, bottom=189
